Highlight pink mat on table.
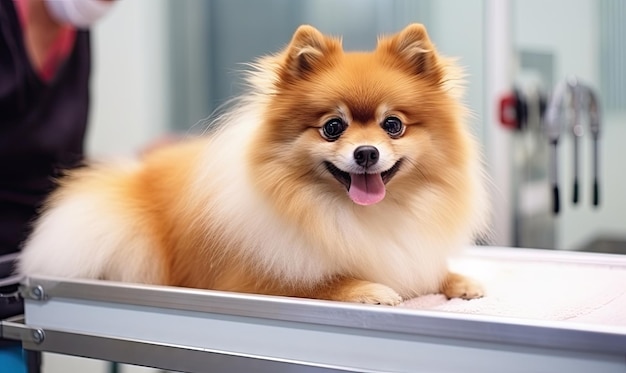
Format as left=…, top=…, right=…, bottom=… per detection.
left=401, top=248, right=626, bottom=327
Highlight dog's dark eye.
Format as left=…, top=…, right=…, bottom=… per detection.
left=321, top=118, right=347, bottom=141
left=382, top=116, right=405, bottom=138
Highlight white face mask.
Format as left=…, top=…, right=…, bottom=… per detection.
left=44, top=0, right=114, bottom=29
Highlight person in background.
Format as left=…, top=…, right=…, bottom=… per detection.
left=0, top=0, right=115, bottom=371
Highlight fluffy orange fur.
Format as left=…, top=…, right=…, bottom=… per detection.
left=19, top=24, right=489, bottom=305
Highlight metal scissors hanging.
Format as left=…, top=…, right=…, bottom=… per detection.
left=543, top=77, right=601, bottom=214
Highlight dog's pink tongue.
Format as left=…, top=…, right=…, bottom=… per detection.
left=349, top=173, right=386, bottom=205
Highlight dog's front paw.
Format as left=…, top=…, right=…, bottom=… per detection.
left=441, top=272, right=484, bottom=300
left=337, top=281, right=403, bottom=305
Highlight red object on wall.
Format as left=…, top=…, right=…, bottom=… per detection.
left=499, top=92, right=519, bottom=130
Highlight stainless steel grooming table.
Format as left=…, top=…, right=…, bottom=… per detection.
left=2, top=247, right=625, bottom=373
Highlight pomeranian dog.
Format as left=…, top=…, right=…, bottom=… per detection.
left=19, top=24, right=488, bottom=305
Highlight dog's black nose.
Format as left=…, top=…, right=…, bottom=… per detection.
left=354, top=145, right=379, bottom=168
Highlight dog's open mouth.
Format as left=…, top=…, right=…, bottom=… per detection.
left=324, top=160, right=402, bottom=206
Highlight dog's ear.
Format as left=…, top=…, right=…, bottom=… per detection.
left=283, top=25, right=341, bottom=78
left=379, top=24, right=444, bottom=82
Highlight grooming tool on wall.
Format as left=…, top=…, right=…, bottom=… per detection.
left=500, top=77, right=601, bottom=216
left=586, top=87, right=601, bottom=207
left=543, top=77, right=602, bottom=214
left=570, top=77, right=582, bottom=205
left=544, top=80, right=574, bottom=214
